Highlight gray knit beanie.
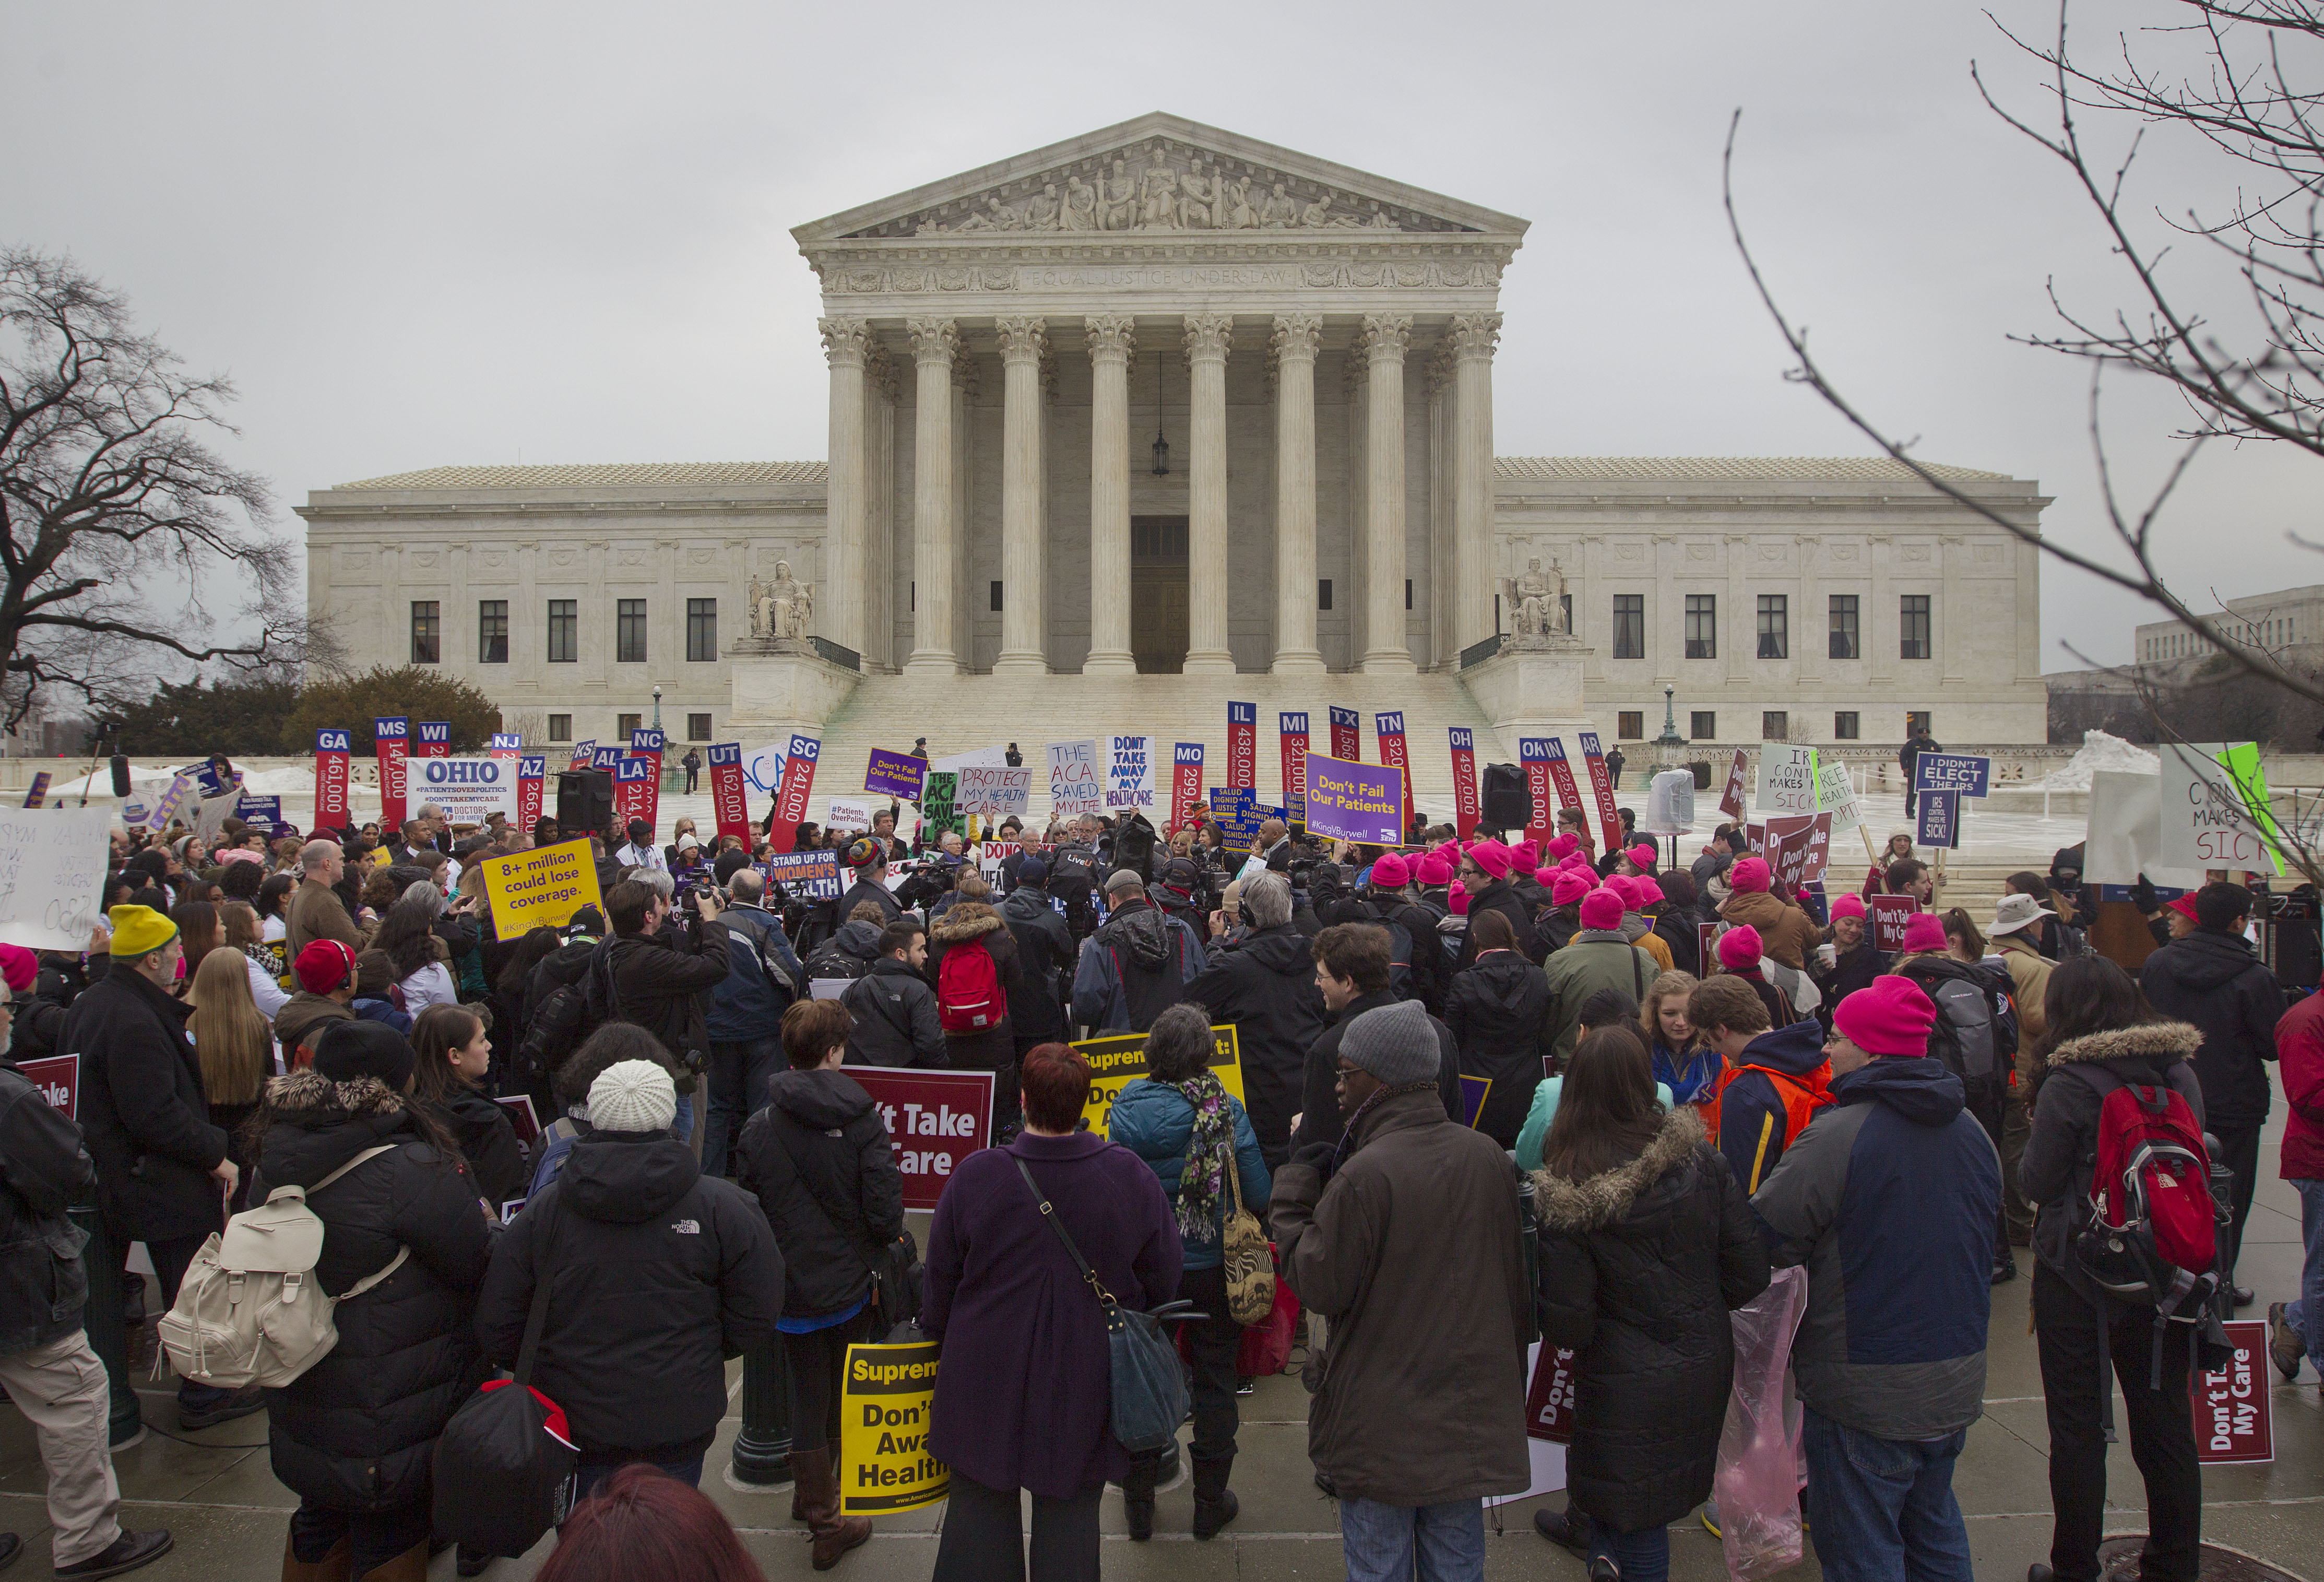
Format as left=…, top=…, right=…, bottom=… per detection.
left=1338, top=999, right=1440, bottom=1088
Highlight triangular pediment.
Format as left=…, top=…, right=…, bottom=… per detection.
left=793, top=113, right=1527, bottom=244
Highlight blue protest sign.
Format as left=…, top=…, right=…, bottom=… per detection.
left=1912, top=753, right=1990, bottom=797
left=1916, top=789, right=1962, bottom=850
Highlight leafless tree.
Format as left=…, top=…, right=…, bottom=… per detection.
left=0, top=249, right=335, bottom=730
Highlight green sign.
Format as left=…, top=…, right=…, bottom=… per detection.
left=920, top=771, right=959, bottom=839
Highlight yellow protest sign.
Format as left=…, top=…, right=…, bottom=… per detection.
left=477, top=837, right=602, bottom=932
left=1071, top=1024, right=1244, bottom=1137
left=839, top=1341, right=948, bottom=1515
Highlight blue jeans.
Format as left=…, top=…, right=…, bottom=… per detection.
left=2285, top=1178, right=2324, bottom=1379
left=1802, top=1406, right=1973, bottom=1582
left=1590, top=1522, right=1669, bottom=1582
left=570, top=1451, right=705, bottom=1507
left=704, top=1036, right=784, bottom=1177
left=672, top=1090, right=694, bottom=1145
left=1339, top=1495, right=1485, bottom=1582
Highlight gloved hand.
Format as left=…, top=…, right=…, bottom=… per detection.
left=1290, top=1140, right=1338, bottom=1183
left=2131, top=875, right=2159, bottom=916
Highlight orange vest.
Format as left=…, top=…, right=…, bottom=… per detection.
left=1710, top=1059, right=1834, bottom=1191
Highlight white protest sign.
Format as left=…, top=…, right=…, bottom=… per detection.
left=1813, top=756, right=1864, bottom=836
left=826, top=797, right=873, bottom=833
left=957, top=764, right=1033, bottom=818
left=1049, top=740, right=1101, bottom=817
left=2084, top=771, right=2203, bottom=888
left=193, top=788, right=244, bottom=841
left=2161, top=742, right=2283, bottom=875
left=743, top=744, right=786, bottom=798
left=1754, top=745, right=1819, bottom=818
left=0, top=806, right=111, bottom=951
left=409, top=755, right=519, bottom=825
left=1105, top=734, right=1156, bottom=810
left=145, top=772, right=200, bottom=832
left=931, top=745, right=1008, bottom=774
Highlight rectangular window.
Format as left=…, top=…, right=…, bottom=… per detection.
left=687, top=713, right=713, bottom=742
left=548, top=714, right=572, bottom=743
left=1757, top=594, right=1788, bottom=660
left=1690, top=711, right=1716, bottom=740
left=1612, top=595, right=1644, bottom=659
left=1907, top=711, right=1932, bottom=739
left=547, top=600, right=577, bottom=663
left=1684, top=594, right=1716, bottom=659
left=1318, top=579, right=1333, bottom=611
left=409, top=601, right=441, bottom=665
left=1900, top=595, right=1932, bottom=660
left=617, top=599, right=647, bottom=663
left=1762, top=711, right=1788, bottom=741
left=1829, top=595, right=1860, bottom=660
left=477, top=600, right=508, bottom=664
left=616, top=713, right=642, bottom=739
left=1834, top=711, right=1860, bottom=740
left=686, top=598, right=717, bottom=663
left=1405, top=579, right=1414, bottom=611
left=1617, top=710, right=1644, bottom=739
left=990, top=581, right=1003, bottom=612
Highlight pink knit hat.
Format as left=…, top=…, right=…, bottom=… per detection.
left=1579, top=888, right=1626, bottom=931
left=1414, top=847, right=1456, bottom=888
left=1550, top=869, right=1594, bottom=905
left=1534, top=866, right=1561, bottom=889
left=1626, top=844, right=1658, bottom=870
left=1509, top=839, right=1540, bottom=873
left=1834, top=975, right=1937, bottom=1059
left=1370, top=852, right=1411, bottom=888
left=1449, top=885, right=1471, bottom=915
left=1829, top=893, right=1867, bottom=922
left=216, top=847, right=264, bottom=867
left=1899, top=912, right=1948, bottom=954
left=1729, top=857, right=1772, bottom=893
left=1716, top=924, right=1765, bottom=970
left=0, top=944, right=36, bottom=994
left=1469, top=840, right=1513, bottom=880
left=1547, top=834, right=1580, bottom=860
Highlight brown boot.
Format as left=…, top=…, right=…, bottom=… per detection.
left=280, top=1530, right=351, bottom=1582
left=354, top=1540, right=429, bottom=1582
left=795, top=1445, right=872, bottom=1570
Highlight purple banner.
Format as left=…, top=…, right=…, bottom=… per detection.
left=864, top=748, right=927, bottom=801
left=1302, top=753, right=1406, bottom=845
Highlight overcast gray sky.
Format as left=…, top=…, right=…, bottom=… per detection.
left=9, top=0, right=2316, bottom=673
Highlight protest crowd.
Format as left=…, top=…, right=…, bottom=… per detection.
left=0, top=729, right=2306, bottom=1582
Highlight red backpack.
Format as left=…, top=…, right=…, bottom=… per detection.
left=2071, top=1067, right=2219, bottom=1312
left=937, top=937, right=1003, bottom=1034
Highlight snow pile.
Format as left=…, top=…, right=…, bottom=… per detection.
left=2030, top=730, right=2160, bottom=792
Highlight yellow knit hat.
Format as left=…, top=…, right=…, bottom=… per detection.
left=107, top=904, right=179, bottom=959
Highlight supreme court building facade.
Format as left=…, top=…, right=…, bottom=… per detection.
left=301, top=114, right=2050, bottom=756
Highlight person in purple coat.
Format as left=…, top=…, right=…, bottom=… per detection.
left=924, top=1042, right=1183, bottom=1582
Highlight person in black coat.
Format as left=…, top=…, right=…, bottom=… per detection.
left=842, top=922, right=947, bottom=1069
left=1531, top=1029, right=1769, bottom=1574
left=838, top=840, right=905, bottom=925
left=250, top=1023, right=496, bottom=1580
left=2137, top=881, right=2288, bottom=1294
left=1442, top=909, right=1555, bottom=1146
left=1650, top=871, right=1705, bottom=977
left=733, top=999, right=906, bottom=1569
left=408, top=1004, right=529, bottom=1212
left=1183, top=872, right=1326, bottom=1166
left=998, top=860, right=1074, bottom=1050
left=1290, top=925, right=1462, bottom=1154
left=476, top=1057, right=782, bottom=1501
left=587, top=879, right=734, bottom=1143
left=1452, top=844, right=1539, bottom=970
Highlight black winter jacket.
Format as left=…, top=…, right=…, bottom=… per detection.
left=64, top=967, right=229, bottom=1243
left=1186, top=923, right=1327, bottom=1164
left=1537, top=902, right=1581, bottom=956
left=1455, top=880, right=1540, bottom=969
left=1652, top=907, right=1702, bottom=978
left=422, top=1087, right=530, bottom=1212
left=1534, top=1108, right=1770, bottom=1534
left=734, top=1069, right=905, bottom=1318
left=843, top=959, right=946, bottom=1068
left=251, top=1072, right=495, bottom=1513
left=0, top=1058, right=92, bottom=1356
left=805, top=918, right=885, bottom=985
left=587, top=921, right=733, bottom=1080
left=1290, top=990, right=1461, bottom=1154
left=1443, top=951, right=1555, bottom=1147
left=1361, top=892, right=1448, bottom=1014
left=2138, top=929, right=2287, bottom=1129
left=998, top=884, right=1074, bottom=1042
left=476, top=1129, right=783, bottom=1459
left=839, top=877, right=903, bottom=925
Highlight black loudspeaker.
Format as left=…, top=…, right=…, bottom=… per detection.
left=109, top=755, right=132, bottom=798
left=1481, top=762, right=1528, bottom=829
left=555, top=770, right=614, bottom=837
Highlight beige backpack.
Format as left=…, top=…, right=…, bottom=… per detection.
left=159, top=1144, right=409, bottom=1389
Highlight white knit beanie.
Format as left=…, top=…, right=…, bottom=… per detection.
left=587, top=1059, right=678, bottom=1134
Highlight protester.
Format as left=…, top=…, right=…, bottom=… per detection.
left=252, top=1019, right=495, bottom=1582
left=804, top=903, right=887, bottom=986
left=1991, top=892, right=2058, bottom=1255
left=1299, top=923, right=1462, bottom=1152
left=1440, top=910, right=1551, bottom=1146
left=1187, top=871, right=1327, bottom=1165
left=184, top=947, right=273, bottom=1207
left=590, top=878, right=734, bottom=1145
left=1270, top=999, right=1531, bottom=1580
left=218, top=901, right=291, bottom=1020
left=838, top=839, right=904, bottom=924
left=530, top=1464, right=769, bottom=1582
left=2019, top=956, right=2206, bottom=1582
left=840, top=920, right=945, bottom=1069
left=528, top=1023, right=664, bottom=1197
left=1812, top=893, right=1887, bottom=1018
left=1714, top=923, right=1796, bottom=1031
left=2275, top=981, right=2324, bottom=1386
left=927, top=880, right=1025, bottom=1075
left=1072, top=868, right=1205, bottom=1032
left=1533, top=1028, right=1770, bottom=1580
left=408, top=1003, right=528, bottom=1212
left=286, top=840, right=364, bottom=960
left=1752, top=974, right=1999, bottom=1582
left=703, top=866, right=802, bottom=1178
left=923, top=1043, right=1181, bottom=1581
left=1651, top=870, right=1703, bottom=975
left=1891, top=922, right=2019, bottom=1283
left=734, top=999, right=903, bottom=1569
left=373, top=893, right=459, bottom=1015
left=1689, top=974, right=1830, bottom=1198
left=1542, top=888, right=1663, bottom=1065
left=477, top=1059, right=783, bottom=1499
left=277, top=939, right=361, bottom=1066
left=351, top=950, right=416, bottom=1033
left=1452, top=841, right=1537, bottom=969
left=1640, top=969, right=1718, bottom=1113
left=998, top=855, right=1075, bottom=1052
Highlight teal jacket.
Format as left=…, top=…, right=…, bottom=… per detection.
left=1512, top=1077, right=1674, bottom=1173
left=1108, top=1079, right=1272, bottom=1271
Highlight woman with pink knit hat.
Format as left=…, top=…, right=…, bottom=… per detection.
left=1537, top=867, right=1595, bottom=953
left=1452, top=840, right=1539, bottom=970
left=1716, top=855, right=1825, bottom=971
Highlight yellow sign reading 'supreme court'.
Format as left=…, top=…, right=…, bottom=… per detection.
left=840, top=1341, right=948, bottom=1515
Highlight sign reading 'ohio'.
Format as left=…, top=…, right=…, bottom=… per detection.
left=412, top=755, right=518, bottom=823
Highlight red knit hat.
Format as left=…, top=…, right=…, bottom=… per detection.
left=1729, top=856, right=1772, bottom=893
left=1370, top=852, right=1411, bottom=888
left=1579, top=888, right=1626, bottom=931
left=294, top=938, right=357, bottom=995
left=1716, top=924, right=1765, bottom=970
left=2165, top=893, right=2200, bottom=922
left=1834, top=974, right=1938, bottom=1059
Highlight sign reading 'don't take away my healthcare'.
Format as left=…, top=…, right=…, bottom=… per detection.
left=849, top=1067, right=994, bottom=1210
left=1073, top=1024, right=1244, bottom=1136
left=477, top=837, right=603, bottom=932
left=1302, top=754, right=1406, bottom=846
left=839, top=1341, right=948, bottom=1514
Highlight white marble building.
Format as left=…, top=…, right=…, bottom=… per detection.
left=299, top=113, right=2050, bottom=755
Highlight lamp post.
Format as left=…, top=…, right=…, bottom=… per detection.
left=731, top=1343, right=795, bottom=1485
left=651, top=684, right=663, bottom=731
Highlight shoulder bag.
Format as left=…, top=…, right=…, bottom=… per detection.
left=1218, top=1144, right=1277, bottom=1326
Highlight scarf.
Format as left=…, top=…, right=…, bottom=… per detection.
left=1170, top=1070, right=1237, bottom=1243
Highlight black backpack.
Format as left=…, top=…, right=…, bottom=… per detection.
left=512, top=982, right=591, bottom=1091
left=803, top=938, right=872, bottom=985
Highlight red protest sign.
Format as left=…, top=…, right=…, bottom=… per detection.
left=1698, top=922, right=1723, bottom=974
left=1375, top=712, right=1413, bottom=837
left=2193, top=1319, right=2273, bottom=1463
left=496, top=1093, right=541, bottom=1150
left=19, top=1054, right=78, bottom=1120
left=1720, top=750, right=1749, bottom=820
left=313, top=729, right=353, bottom=830
left=1870, top=894, right=1919, bottom=952
left=1449, top=727, right=1480, bottom=839
left=850, top=1068, right=994, bottom=1210
left=1226, top=702, right=1256, bottom=791
left=1327, top=706, right=1360, bottom=762
left=1524, top=1342, right=1580, bottom=1444
left=1578, top=732, right=1623, bottom=856
left=1169, top=743, right=1205, bottom=835
left=1278, top=711, right=1311, bottom=817
left=1768, top=813, right=1832, bottom=889
left=707, top=742, right=751, bottom=843
left=517, top=755, right=546, bottom=834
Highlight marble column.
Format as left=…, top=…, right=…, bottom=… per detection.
left=905, top=317, right=959, bottom=674
left=1360, top=314, right=1415, bottom=674
left=993, top=316, right=1048, bottom=674
left=1084, top=315, right=1137, bottom=675
left=819, top=317, right=870, bottom=657
left=1269, top=313, right=1324, bottom=675
left=1450, top=313, right=1501, bottom=657
left=1183, top=313, right=1236, bottom=674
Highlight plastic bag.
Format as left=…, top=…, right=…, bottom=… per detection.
left=1713, top=1265, right=1809, bottom=1582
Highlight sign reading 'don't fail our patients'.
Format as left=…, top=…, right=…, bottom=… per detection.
left=409, top=755, right=517, bottom=824
left=477, top=837, right=603, bottom=932
left=1301, top=754, right=1405, bottom=845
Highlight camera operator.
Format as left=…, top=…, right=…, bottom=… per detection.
left=585, top=877, right=731, bottom=1146
left=702, top=867, right=804, bottom=1178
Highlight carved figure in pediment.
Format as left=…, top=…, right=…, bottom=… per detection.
left=1225, top=177, right=1258, bottom=230
left=1022, top=183, right=1060, bottom=231
left=1099, top=159, right=1139, bottom=231
left=953, top=199, right=1006, bottom=232
left=1362, top=203, right=1403, bottom=230
left=1260, top=182, right=1298, bottom=228
left=1138, top=148, right=1179, bottom=229
left=1061, top=174, right=1098, bottom=231
left=1299, top=190, right=1337, bottom=228
left=1178, top=162, right=1217, bottom=229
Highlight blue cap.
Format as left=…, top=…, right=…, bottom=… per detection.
left=1018, top=856, right=1048, bottom=885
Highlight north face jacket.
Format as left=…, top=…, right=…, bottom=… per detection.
left=841, top=958, right=946, bottom=1068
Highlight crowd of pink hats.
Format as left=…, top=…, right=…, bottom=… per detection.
left=1417, top=831, right=1685, bottom=931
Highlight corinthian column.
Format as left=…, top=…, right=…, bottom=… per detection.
left=1084, top=315, right=1137, bottom=674
left=1269, top=313, right=1324, bottom=675
left=819, top=317, right=870, bottom=657
left=905, top=317, right=959, bottom=674
left=1450, top=312, right=1502, bottom=655
left=1360, top=314, right=1415, bottom=674
left=1183, top=313, right=1236, bottom=674
left=993, top=316, right=1049, bottom=674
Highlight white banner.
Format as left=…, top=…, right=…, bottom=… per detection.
left=1754, top=745, right=1818, bottom=819
left=2160, top=742, right=2282, bottom=875
left=1105, top=734, right=1156, bottom=810
left=744, top=743, right=786, bottom=799
left=1049, top=739, right=1101, bottom=818
left=957, top=764, right=1033, bottom=818
left=826, top=797, right=873, bottom=832
left=0, top=806, right=112, bottom=951
left=409, top=755, right=518, bottom=825
left=931, top=745, right=1009, bottom=774
left=1813, top=757, right=1864, bottom=836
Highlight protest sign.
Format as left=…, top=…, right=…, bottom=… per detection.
left=1768, top=812, right=1831, bottom=887
left=567, top=739, right=596, bottom=772
left=2084, top=771, right=2203, bottom=889
left=957, top=763, right=1033, bottom=819
left=762, top=849, right=842, bottom=901
left=826, top=797, right=873, bottom=833
left=1073, top=1024, right=1243, bottom=1136
left=1327, top=705, right=1361, bottom=762
left=1525, top=1341, right=1580, bottom=1444
left=1744, top=822, right=1766, bottom=859
left=1448, top=726, right=1480, bottom=838
left=233, top=794, right=281, bottom=832
left=1541, top=738, right=1586, bottom=827
left=1912, top=753, right=1991, bottom=798
left=489, top=733, right=522, bottom=759
left=1719, top=749, right=1749, bottom=820
left=705, top=743, right=749, bottom=842
left=0, top=806, right=109, bottom=952
left=1697, top=922, right=1722, bottom=974
left=1375, top=711, right=1414, bottom=835
left=373, top=716, right=409, bottom=832
left=613, top=757, right=655, bottom=830
left=145, top=771, right=199, bottom=832
left=2192, top=1319, right=2273, bottom=1463
left=1917, top=789, right=1962, bottom=851
left=1168, top=742, right=1205, bottom=831
left=516, top=757, right=546, bottom=834
left=314, top=729, right=353, bottom=830
left=478, top=837, right=603, bottom=932
left=1226, top=702, right=1258, bottom=790
left=1489, top=1343, right=1571, bottom=1508
left=410, top=755, right=518, bottom=825
left=1642, top=770, right=1695, bottom=837
left=1870, top=894, right=1919, bottom=952
left=1578, top=733, right=1624, bottom=854
left=1304, top=754, right=1406, bottom=845
left=769, top=734, right=821, bottom=849
left=1518, top=738, right=1558, bottom=847
left=850, top=1068, right=994, bottom=1210
left=1106, top=735, right=1156, bottom=810
left=590, top=744, right=623, bottom=773
left=1459, top=1073, right=1491, bottom=1129
left=1048, top=739, right=1101, bottom=818
left=21, top=772, right=49, bottom=811
left=1278, top=712, right=1312, bottom=816
left=1813, top=755, right=1865, bottom=836
left=193, top=787, right=243, bottom=842
left=495, top=1095, right=541, bottom=1151
left=19, top=1054, right=77, bottom=1120
left=1756, top=745, right=1818, bottom=819
left=865, top=749, right=927, bottom=801
left=1209, top=786, right=1260, bottom=854
left=2161, top=742, right=2282, bottom=873
left=744, top=742, right=785, bottom=798
left=628, top=727, right=666, bottom=757
left=920, top=772, right=960, bottom=839
left=839, top=1341, right=948, bottom=1515
left=414, top=722, right=450, bottom=759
